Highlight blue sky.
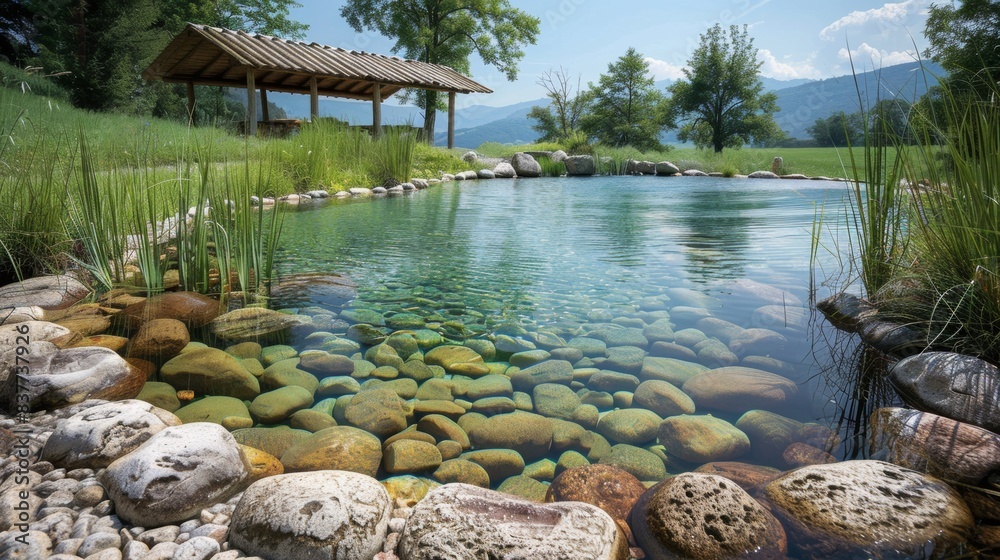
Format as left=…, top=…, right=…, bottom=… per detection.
left=289, top=1, right=934, bottom=107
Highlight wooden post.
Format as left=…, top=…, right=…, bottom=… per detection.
left=246, top=69, right=257, bottom=136
left=372, top=83, right=382, bottom=139
left=448, top=91, right=456, bottom=149
left=186, top=81, right=196, bottom=126
left=310, top=77, right=319, bottom=121
left=260, top=88, right=269, bottom=122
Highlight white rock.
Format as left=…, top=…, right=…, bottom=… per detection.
left=229, top=471, right=392, bottom=560
left=0, top=306, right=44, bottom=324
left=0, top=275, right=89, bottom=310
left=349, top=187, right=373, bottom=196
left=0, top=341, right=140, bottom=413
left=100, top=423, right=249, bottom=527
left=41, top=399, right=181, bottom=469
left=510, top=153, right=541, bottom=178
left=171, top=536, right=219, bottom=560
left=397, top=483, right=627, bottom=559
left=655, top=161, right=680, bottom=175
left=493, top=162, right=516, bottom=178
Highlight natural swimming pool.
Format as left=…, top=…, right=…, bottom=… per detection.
left=271, top=175, right=873, bottom=473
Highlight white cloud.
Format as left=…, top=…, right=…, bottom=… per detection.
left=757, top=49, right=822, bottom=80
left=838, top=43, right=919, bottom=66
left=821, top=0, right=929, bottom=40
left=644, top=57, right=687, bottom=81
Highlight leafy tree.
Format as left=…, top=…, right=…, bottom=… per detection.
left=27, top=0, right=307, bottom=115
left=924, top=0, right=1000, bottom=95
left=341, top=0, right=540, bottom=142
left=31, top=0, right=168, bottom=112
left=908, top=85, right=948, bottom=145
left=808, top=111, right=865, bottom=147
left=0, top=0, right=36, bottom=65
left=579, top=48, right=665, bottom=151
left=667, top=24, right=780, bottom=153
left=528, top=67, right=588, bottom=143
left=868, top=98, right=915, bottom=146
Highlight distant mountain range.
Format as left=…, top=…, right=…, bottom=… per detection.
left=269, top=61, right=945, bottom=148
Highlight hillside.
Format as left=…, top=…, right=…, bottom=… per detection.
left=271, top=61, right=946, bottom=148
left=773, top=61, right=945, bottom=139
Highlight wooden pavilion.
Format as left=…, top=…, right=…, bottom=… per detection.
left=142, top=23, right=493, bottom=146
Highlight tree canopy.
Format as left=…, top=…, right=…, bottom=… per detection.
left=807, top=111, right=865, bottom=148
left=15, top=0, right=306, bottom=115
left=341, top=0, right=540, bottom=142
left=667, top=24, right=780, bottom=153
left=924, top=0, right=1000, bottom=95
left=579, top=48, right=665, bottom=151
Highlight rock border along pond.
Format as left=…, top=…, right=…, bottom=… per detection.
left=0, top=154, right=994, bottom=559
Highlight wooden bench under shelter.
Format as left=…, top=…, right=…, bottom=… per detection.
left=142, top=23, right=492, bottom=147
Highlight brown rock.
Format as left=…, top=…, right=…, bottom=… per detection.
left=870, top=407, right=1000, bottom=484
left=280, top=426, right=382, bottom=477
left=783, top=442, right=837, bottom=468
left=128, top=318, right=190, bottom=362
left=468, top=411, right=553, bottom=462
left=123, top=291, right=221, bottom=328
left=160, top=347, right=260, bottom=401
left=545, top=464, right=645, bottom=524
left=693, top=461, right=782, bottom=493
left=383, top=440, right=443, bottom=474
left=629, top=473, right=787, bottom=560
left=658, top=414, right=750, bottom=463
left=239, top=444, right=284, bottom=485
left=72, top=335, right=129, bottom=353
left=344, top=387, right=409, bottom=438
left=682, top=366, right=797, bottom=413
left=433, top=459, right=490, bottom=487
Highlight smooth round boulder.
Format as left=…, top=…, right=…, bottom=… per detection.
left=280, top=426, right=382, bottom=477
left=633, top=379, right=695, bottom=416
left=0, top=275, right=89, bottom=310
left=383, top=440, right=443, bottom=474
left=763, top=460, right=974, bottom=558
left=123, top=291, right=221, bottom=328
left=658, top=414, right=750, bottom=463
left=509, top=360, right=574, bottom=391
left=682, top=366, right=797, bottom=413
left=630, top=473, right=786, bottom=560
left=99, top=422, right=249, bottom=527
left=160, top=347, right=260, bottom=401
left=248, top=385, right=314, bottom=424
left=127, top=318, right=189, bottom=362
left=343, top=387, right=408, bottom=438
left=599, top=444, right=667, bottom=482
left=209, top=307, right=309, bottom=342
left=545, top=464, right=645, bottom=525
left=230, top=471, right=392, bottom=560
left=1, top=341, right=143, bottom=413
left=175, top=395, right=250, bottom=425
left=467, top=411, right=553, bottom=462
left=460, top=449, right=526, bottom=482
left=135, top=381, right=181, bottom=412
left=398, top=483, right=628, bottom=560
left=40, top=399, right=181, bottom=469
left=433, top=459, right=490, bottom=487
left=870, top=407, right=1000, bottom=484
left=595, top=409, right=662, bottom=445
left=889, top=352, right=1000, bottom=433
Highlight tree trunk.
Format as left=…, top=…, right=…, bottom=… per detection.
left=422, top=90, right=438, bottom=144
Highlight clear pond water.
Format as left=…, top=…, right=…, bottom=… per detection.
left=274, top=175, right=867, bottom=464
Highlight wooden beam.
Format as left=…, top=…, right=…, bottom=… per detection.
left=448, top=91, right=456, bottom=149
left=260, top=88, right=269, bottom=122
left=372, top=83, right=382, bottom=139
left=310, top=77, right=319, bottom=121
left=246, top=68, right=257, bottom=136
left=186, top=81, right=196, bottom=126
